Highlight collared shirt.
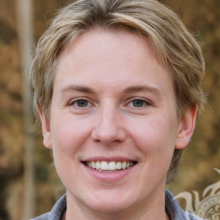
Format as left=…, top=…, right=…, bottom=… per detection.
left=31, top=189, right=205, bottom=220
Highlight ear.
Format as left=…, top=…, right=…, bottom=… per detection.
left=38, top=105, right=52, bottom=149
left=175, top=105, right=198, bottom=149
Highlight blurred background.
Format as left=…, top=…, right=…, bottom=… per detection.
left=0, top=0, right=219, bottom=219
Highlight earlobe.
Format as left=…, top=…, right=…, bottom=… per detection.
left=38, top=105, right=52, bottom=149
left=175, top=105, right=198, bottom=149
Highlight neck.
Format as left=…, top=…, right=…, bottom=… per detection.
left=64, top=186, right=170, bottom=220
left=61, top=211, right=66, bottom=220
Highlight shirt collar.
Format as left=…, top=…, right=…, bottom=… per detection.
left=48, top=194, right=66, bottom=220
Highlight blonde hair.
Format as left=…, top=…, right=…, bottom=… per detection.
left=30, top=0, right=205, bottom=182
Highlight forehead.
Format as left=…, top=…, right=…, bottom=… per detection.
left=55, top=30, right=173, bottom=96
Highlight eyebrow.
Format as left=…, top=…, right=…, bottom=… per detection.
left=123, top=85, right=162, bottom=96
left=61, top=85, right=96, bottom=94
left=60, top=84, right=162, bottom=96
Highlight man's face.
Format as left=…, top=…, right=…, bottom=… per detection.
left=41, top=30, right=193, bottom=216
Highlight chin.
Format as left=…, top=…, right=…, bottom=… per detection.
left=80, top=189, right=134, bottom=214
left=88, top=198, right=131, bottom=214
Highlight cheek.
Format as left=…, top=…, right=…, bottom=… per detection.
left=129, top=115, right=177, bottom=160
left=50, top=113, right=93, bottom=157
left=50, top=113, right=94, bottom=185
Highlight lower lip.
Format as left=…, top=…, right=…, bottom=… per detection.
left=82, top=163, right=137, bottom=182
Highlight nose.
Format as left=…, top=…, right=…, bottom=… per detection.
left=91, top=104, right=126, bottom=146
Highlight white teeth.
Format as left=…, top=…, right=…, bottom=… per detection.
left=91, top=161, right=96, bottom=169
left=89, top=161, right=92, bottom=168
left=101, top=161, right=108, bottom=170
left=96, top=161, right=101, bottom=169
left=116, top=162, right=122, bottom=169
left=109, top=161, right=116, bottom=170
left=85, top=161, right=135, bottom=171
left=122, top=161, right=127, bottom=169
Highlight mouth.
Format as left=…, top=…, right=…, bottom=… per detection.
left=82, top=161, right=137, bottom=173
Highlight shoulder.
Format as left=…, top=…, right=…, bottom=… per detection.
left=165, top=189, right=206, bottom=220
left=31, top=194, right=66, bottom=220
left=30, top=212, right=50, bottom=220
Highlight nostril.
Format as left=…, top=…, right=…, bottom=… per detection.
left=91, top=127, right=126, bottom=145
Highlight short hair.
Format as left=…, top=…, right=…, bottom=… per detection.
left=30, top=0, right=206, bottom=182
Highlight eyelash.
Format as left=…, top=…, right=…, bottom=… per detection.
left=69, top=97, right=152, bottom=109
left=69, top=98, right=93, bottom=108
left=128, top=96, right=154, bottom=110
left=127, top=99, right=151, bottom=108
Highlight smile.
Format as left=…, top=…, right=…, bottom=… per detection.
left=83, top=161, right=136, bottom=173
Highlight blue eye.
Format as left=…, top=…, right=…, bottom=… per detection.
left=132, top=100, right=145, bottom=107
left=75, top=100, right=89, bottom=107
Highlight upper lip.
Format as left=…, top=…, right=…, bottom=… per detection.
left=82, top=156, right=137, bottom=162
